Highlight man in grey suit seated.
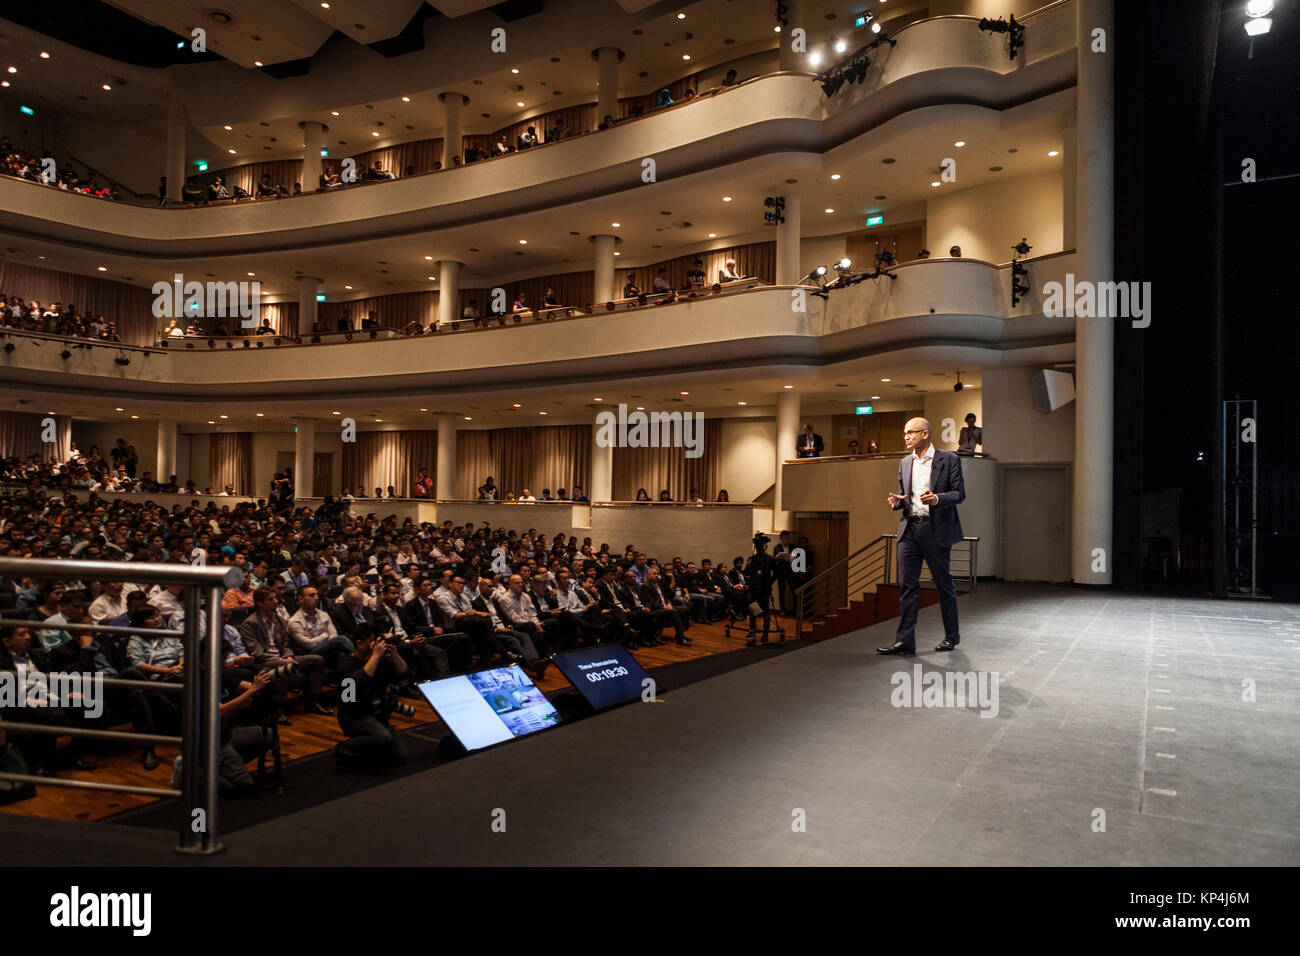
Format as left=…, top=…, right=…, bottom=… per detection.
left=878, top=417, right=966, bottom=655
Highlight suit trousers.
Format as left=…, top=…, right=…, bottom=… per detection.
left=895, top=519, right=960, bottom=647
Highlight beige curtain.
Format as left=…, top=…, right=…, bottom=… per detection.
left=318, top=291, right=439, bottom=333
left=0, top=261, right=155, bottom=346
left=616, top=241, right=775, bottom=295
left=0, top=411, right=71, bottom=461
left=352, top=139, right=444, bottom=177
left=339, top=430, right=439, bottom=497
left=454, top=425, right=591, bottom=499
left=204, top=159, right=304, bottom=196
left=209, top=432, right=252, bottom=494
left=258, top=301, right=299, bottom=338
left=612, top=419, right=721, bottom=501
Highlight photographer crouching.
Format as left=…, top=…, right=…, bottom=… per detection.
left=334, top=623, right=414, bottom=772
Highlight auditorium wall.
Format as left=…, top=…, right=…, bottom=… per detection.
left=979, top=367, right=1074, bottom=463
left=923, top=389, right=984, bottom=452
left=925, top=170, right=1064, bottom=265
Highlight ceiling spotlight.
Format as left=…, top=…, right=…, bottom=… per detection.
left=612, top=222, right=621, bottom=227
left=931, top=181, right=941, bottom=187
left=825, top=208, right=835, bottom=213
left=223, top=124, right=233, bottom=130
left=40, top=52, right=50, bottom=59
left=1048, top=150, right=1059, bottom=157
left=220, top=414, right=228, bottom=419
left=101, top=83, right=112, bottom=90
left=677, top=12, right=686, bottom=18
left=331, top=110, right=340, bottom=116
left=518, top=239, right=527, bottom=244
left=722, top=196, right=732, bottom=202
left=254, top=61, right=263, bottom=67
left=830, top=173, right=841, bottom=180
left=402, top=95, right=411, bottom=102
left=809, top=52, right=822, bottom=67
left=835, top=38, right=847, bottom=53
left=954, top=140, right=966, bottom=147
left=708, top=233, right=717, bottom=238
left=871, top=21, right=881, bottom=33
left=372, top=131, right=380, bottom=136
left=516, top=101, right=524, bottom=107
left=97, top=266, right=107, bottom=271
left=1246, top=0, right=1273, bottom=15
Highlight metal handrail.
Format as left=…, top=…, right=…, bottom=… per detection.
left=795, top=534, right=894, bottom=638
left=0, top=556, right=232, bottom=854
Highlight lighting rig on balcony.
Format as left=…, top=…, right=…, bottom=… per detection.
left=813, top=32, right=896, bottom=98
left=1011, top=238, right=1032, bottom=306
left=764, top=196, right=786, bottom=225
left=978, top=14, right=1026, bottom=61
left=805, top=252, right=898, bottom=299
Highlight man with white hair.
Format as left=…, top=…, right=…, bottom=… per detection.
left=878, top=417, right=966, bottom=655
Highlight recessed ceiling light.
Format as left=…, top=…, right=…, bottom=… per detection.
left=1, top=81, right=9, bottom=87
left=738, top=401, right=748, bottom=406
left=256, top=412, right=264, bottom=417
left=871, top=395, right=881, bottom=399
left=613, top=251, right=621, bottom=256
left=372, top=131, right=379, bottom=137
left=6, top=66, right=17, bottom=74
left=825, top=208, right=835, bottom=213
left=321, top=2, right=330, bottom=8
left=246, top=272, right=255, bottom=276
left=424, top=255, right=433, bottom=260
left=332, top=411, right=340, bottom=415
left=331, top=110, right=340, bottom=116
left=513, top=403, right=522, bottom=407
left=464, top=416, right=472, bottom=421
left=97, top=266, right=107, bottom=271
left=427, top=276, right=436, bottom=280
left=223, top=124, right=233, bottom=130
left=375, top=418, right=382, bottom=422
left=680, top=391, right=689, bottom=395
left=708, top=233, right=717, bottom=238
left=101, top=83, right=111, bottom=90
left=344, top=284, right=352, bottom=289
left=784, top=385, right=794, bottom=389
left=130, top=415, right=139, bottom=419
left=930, top=181, right=941, bottom=187
left=881, top=378, right=891, bottom=382
left=722, top=196, right=732, bottom=202
left=254, top=61, right=263, bottom=67
left=516, top=101, right=524, bottom=107
left=677, top=12, right=686, bottom=18
left=830, top=173, right=841, bottom=180
left=401, top=96, right=410, bottom=102
left=207, top=420, right=215, bottom=424
left=1048, top=150, right=1060, bottom=157
left=511, top=68, right=519, bottom=74
left=40, top=52, right=50, bottom=59
left=539, top=411, right=547, bottom=415
left=228, top=148, right=237, bottom=154
left=636, top=406, right=645, bottom=411
left=612, top=222, right=620, bottom=227
left=594, top=397, right=603, bottom=402
left=220, top=414, right=228, bottom=419
left=518, top=239, right=527, bottom=244
left=115, top=407, right=124, bottom=411
left=682, top=54, right=691, bottom=60
left=954, top=140, right=966, bottom=147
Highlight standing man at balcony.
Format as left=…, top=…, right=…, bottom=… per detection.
left=796, top=423, right=823, bottom=459
left=878, top=418, right=965, bottom=656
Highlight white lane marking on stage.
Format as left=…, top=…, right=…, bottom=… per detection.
left=1148, top=788, right=1178, bottom=797
left=1155, top=753, right=1176, bottom=759
left=1155, top=705, right=1174, bottom=710
left=1153, top=727, right=1177, bottom=733
left=1154, top=688, right=1172, bottom=694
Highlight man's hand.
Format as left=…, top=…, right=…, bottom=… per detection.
left=888, top=492, right=907, bottom=508
left=251, top=671, right=272, bottom=692
left=920, top=490, right=939, bottom=506
left=370, top=638, right=388, bottom=662
left=78, top=632, right=95, bottom=648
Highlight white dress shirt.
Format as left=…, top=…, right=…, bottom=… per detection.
left=909, top=442, right=936, bottom=517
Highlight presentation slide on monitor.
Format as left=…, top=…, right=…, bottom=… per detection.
left=552, top=645, right=652, bottom=710
left=418, top=665, right=561, bottom=751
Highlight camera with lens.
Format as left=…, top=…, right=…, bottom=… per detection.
left=264, top=660, right=298, bottom=681
left=380, top=685, right=416, bottom=719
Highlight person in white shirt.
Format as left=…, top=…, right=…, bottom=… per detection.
left=88, top=581, right=127, bottom=623
left=518, top=489, right=537, bottom=503
left=148, top=583, right=185, bottom=625
left=719, top=258, right=742, bottom=282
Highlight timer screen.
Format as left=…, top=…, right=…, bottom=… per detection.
left=417, top=665, right=561, bottom=751
left=552, top=644, right=654, bottom=710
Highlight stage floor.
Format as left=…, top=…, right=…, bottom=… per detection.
left=4, top=583, right=1298, bottom=866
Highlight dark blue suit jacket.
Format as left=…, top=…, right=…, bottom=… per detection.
left=892, top=448, right=966, bottom=547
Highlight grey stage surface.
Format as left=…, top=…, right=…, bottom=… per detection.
left=4, top=584, right=1298, bottom=866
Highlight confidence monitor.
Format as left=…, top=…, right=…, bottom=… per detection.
left=552, top=644, right=654, bottom=711
left=417, top=665, right=561, bottom=752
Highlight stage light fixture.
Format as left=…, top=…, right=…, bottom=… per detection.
left=3, top=343, right=13, bottom=353
left=954, top=372, right=965, bottom=393
left=226, top=342, right=234, bottom=349
left=978, top=15, right=1026, bottom=61
left=60, top=349, right=71, bottom=360
left=256, top=341, right=264, bottom=348
left=114, top=354, right=130, bottom=366
left=207, top=339, right=216, bottom=348
left=834, top=257, right=853, bottom=275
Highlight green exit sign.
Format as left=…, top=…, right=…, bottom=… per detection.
left=866, top=215, right=884, bottom=227
left=195, top=160, right=208, bottom=171
left=855, top=405, right=873, bottom=415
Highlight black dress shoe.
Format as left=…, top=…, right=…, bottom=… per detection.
left=876, top=642, right=916, bottom=656
left=305, top=701, right=334, bottom=716
left=935, top=639, right=960, bottom=651
left=69, top=756, right=98, bottom=771
left=142, top=748, right=159, bottom=771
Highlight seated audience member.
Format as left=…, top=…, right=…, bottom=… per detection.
left=571, top=485, right=590, bottom=502
left=687, top=259, right=707, bottom=293
left=657, top=489, right=674, bottom=502
left=436, top=575, right=503, bottom=665
left=623, top=273, right=640, bottom=298
left=917, top=249, right=931, bottom=259
left=402, top=576, right=471, bottom=673
left=412, top=468, right=433, bottom=498
left=288, top=585, right=354, bottom=670
left=374, top=580, right=450, bottom=679
left=542, top=287, right=559, bottom=310
left=207, top=177, right=231, bottom=201
left=546, top=118, right=568, bottom=141
left=0, top=625, right=98, bottom=774
left=598, top=114, right=617, bottom=130
left=474, top=577, right=548, bottom=679
left=517, top=125, right=539, bottom=150
left=256, top=174, right=284, bottom=197
left=949, top=245, right=962, bottom=257
left=240, top=586, right=332, bottom=717
left=867, top=439, right=880, bottom=453
left=369, top=161, right=395, bottom=180
left=653, top=268, right=671, bottom=294
left=362, top=310, right=380, bottom=331
left=495, top=135, right=514, bottom=155
left=722, top=68, right=740, bottom=87
left=182, top=178, right=204, bottom=203
left=716, top=489, right=731, bottom=502
left=719, top=258, right=742, bottom=282
left=320, top=167, right=341, bottom=188
left=512, top=292, right=529, bottom=317
left=336, top=309, right=354, bottom=332
left=462, top=299, right=482, bottom=328
left=847, top=440, right=860, bottom=456
left=655, top=88, right=674, bottom=108
left=334, top=625, right=408, bottom=771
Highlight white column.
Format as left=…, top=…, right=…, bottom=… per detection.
left=1072, top=0, right=1114, bottom=585
left=294, top=418, right=315, bottom=497
left=778, top=0, right=806, bottom=72
left=776, top=193, right=802, bottom=285
left=1062, top=108, right=1077, bottom=250
left=297, top=276, right=320, bottom=335
left=156, top=420, right=177, bottom=481
left=775, top=390, right=800, bottom=528
left=593, top=235, right=616, bottom=305
left=437, top=413, right=458, bottom=500
left=301, top=121, right=323, bottom=192
left=441, top=93, right=465, bottom=169
left=438, top=260, right=461, bottom=328
left=591, top=414, right=613, bottom=503
left=596, top=48, right=621, bottom=124
left=165, top=89, right=187, bottom=202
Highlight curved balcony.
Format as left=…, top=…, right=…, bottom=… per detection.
left=0, top=3, right=1078, bottom=257
left=0, top=255, right=1077, bottom=403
